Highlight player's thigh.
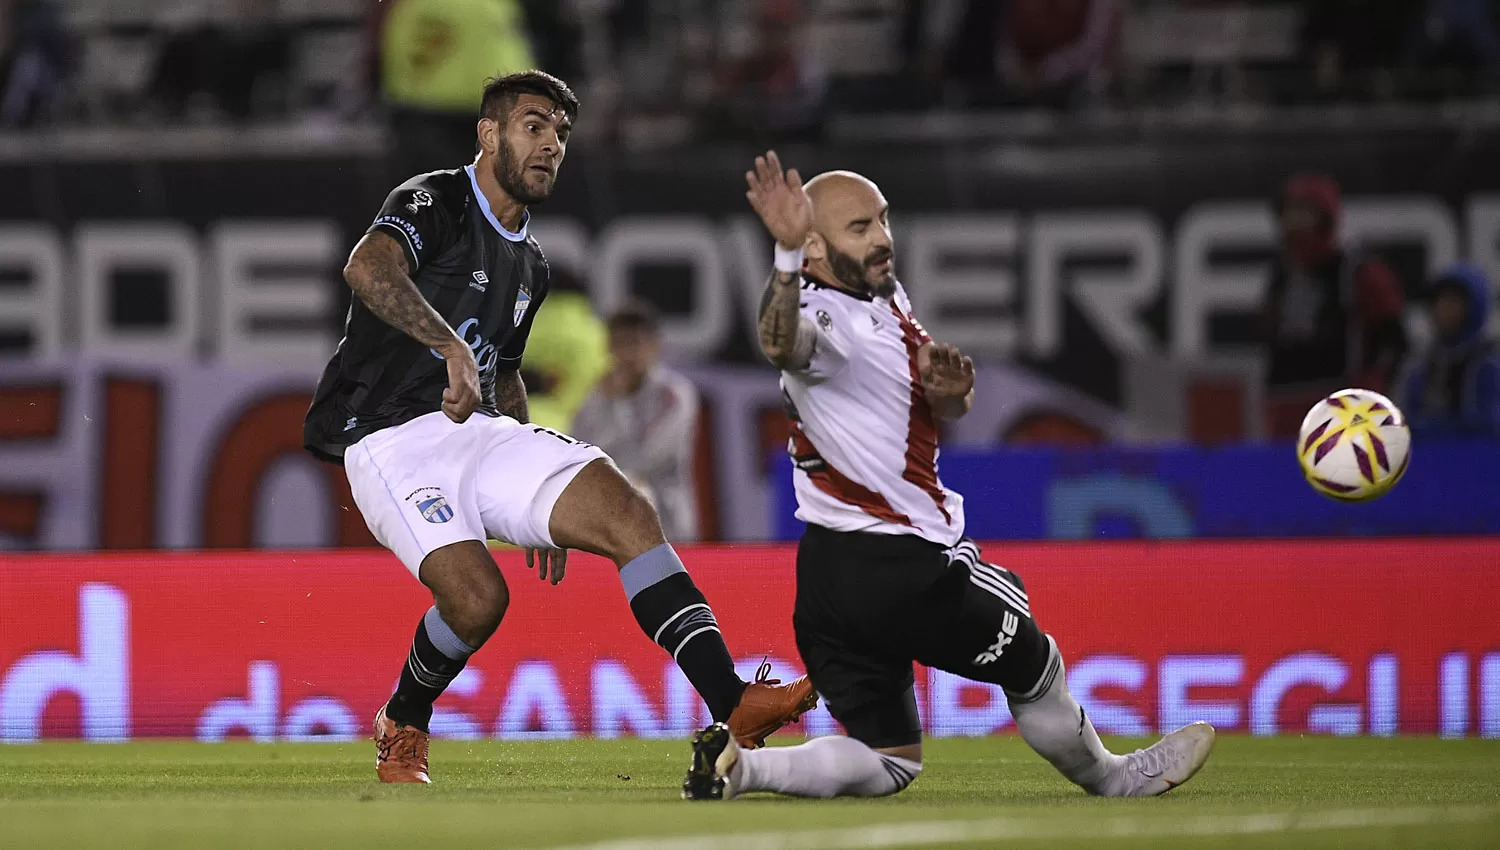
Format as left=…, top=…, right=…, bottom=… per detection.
left=795, top=623, right=922, bottom=749
left=473, top=420, right=609, bottom=550
left=793, top=530, right=923, bottom=749
left=344, top=413, right=487, bottom=580
left=914, top=560, right=1048, bottom=695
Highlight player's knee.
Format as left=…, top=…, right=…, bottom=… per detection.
left=438, top=579, right=509, bottom=647
left=601, top=480, right=667, bottom=564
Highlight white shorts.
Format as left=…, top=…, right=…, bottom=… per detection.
left=344, top=411, right=608, bottom=579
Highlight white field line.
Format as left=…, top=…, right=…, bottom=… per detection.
left=540, top=805, right=1498, bottom=850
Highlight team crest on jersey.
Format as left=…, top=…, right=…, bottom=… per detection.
left=817, top=310, right=832, bottom=331
left=513, top=281, right=532, bottom=326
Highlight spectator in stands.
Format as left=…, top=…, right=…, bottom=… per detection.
left=376, top=0, right=537, bottom=176
left=999, top=0, right=1120, bottom=109
left=1300, top=0, right=1417, bottom=101
left=517, top=266, right=609, bottom=434
left=572, top=301, right=700, bottom=542
left=1398, top=263, right=1500, bottom=438
left=150, top=0, right=290, bottom=122
left=0, top=0, right=71, bottom=127
left=1259, top=173, right=1408, bottom=440
left=713, top=0, right=827, bottom=142
left=1407, top=0, right=1500, bottom=95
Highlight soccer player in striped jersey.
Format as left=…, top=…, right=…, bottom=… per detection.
left=683, top=152, right=1216, bottom=801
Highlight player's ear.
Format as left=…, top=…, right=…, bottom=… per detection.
left=806, top=231, right=826, bottom=262
left=477, top=116, right=500, bottom=156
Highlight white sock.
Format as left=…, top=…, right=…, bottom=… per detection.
left=1007, top=635, right=1125, bottom=795
left=731, top=736, right=922, bottom=798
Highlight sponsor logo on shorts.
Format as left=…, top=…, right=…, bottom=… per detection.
left=417, top=496, right=453, bottom=524
left=406, top=486, right=454, bottom=524
left=973, top=611, right=1020, bottom=666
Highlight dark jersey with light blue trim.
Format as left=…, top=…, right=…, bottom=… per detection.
left=304, top=167, right=550, bottom=463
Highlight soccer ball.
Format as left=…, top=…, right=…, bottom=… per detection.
left=1297, top=389, right=1411, bottom=502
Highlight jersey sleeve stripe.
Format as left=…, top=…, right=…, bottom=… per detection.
left=370, top=220, right=421, bottom=271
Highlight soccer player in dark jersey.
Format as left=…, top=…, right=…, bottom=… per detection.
left=304, top=73, right=816, bottom=784
left=682, top=152, right=1215, bottom=800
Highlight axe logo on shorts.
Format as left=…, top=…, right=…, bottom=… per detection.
left=973, top=611, right=1021, bottom=666
left=406, top=486, right=454, bottom=524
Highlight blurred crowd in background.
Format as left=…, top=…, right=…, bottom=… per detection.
left=1, top=0, right=1498, bottom=136
left=1, top=0, right=1497, bottom=547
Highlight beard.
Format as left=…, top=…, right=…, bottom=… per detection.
left=494, top=140, right=554, bottom=205
left=828, top=244, right=896, bottom=298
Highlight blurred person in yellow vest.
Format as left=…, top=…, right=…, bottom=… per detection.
left=518, top=266, right=608, bottom=433
left=378, top=0, right=536, bottom=176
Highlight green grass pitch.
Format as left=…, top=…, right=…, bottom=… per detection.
left=2, top=736, right=1498, bottom=849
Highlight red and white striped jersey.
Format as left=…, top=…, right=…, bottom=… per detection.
left=781, top=273, right=965, bottom=547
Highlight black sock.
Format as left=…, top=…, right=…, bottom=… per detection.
left=385, top=607, right=474, bottom=733
left=622, top=545, right=747, bottom=721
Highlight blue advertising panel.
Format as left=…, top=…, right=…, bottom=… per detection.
left=772, top=443, right=1500, bottom=540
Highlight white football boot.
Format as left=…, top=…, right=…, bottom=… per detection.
left=1112, top=721, right=1216, bottom=796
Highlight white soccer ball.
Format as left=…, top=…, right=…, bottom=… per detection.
left=1296, top=389, right=1411, bottom=502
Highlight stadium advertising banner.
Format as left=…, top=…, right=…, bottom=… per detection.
left=2, top=358, right=1496, bottom=550
left=2, top=539, right=1498, bottom=743
left=773, top=446, right=1500, bottom=541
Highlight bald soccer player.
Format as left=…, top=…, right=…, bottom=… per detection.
left=682, top=153, right=1217, bottom=800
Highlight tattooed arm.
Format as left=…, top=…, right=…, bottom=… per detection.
left=495, top=369, right=530, bottom=423
left=758, top=270, right=817, bottom=371
left=344, top=231, right=480, bottom=422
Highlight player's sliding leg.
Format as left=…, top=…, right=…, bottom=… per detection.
left=684, top=692, right=923, bottom=800
left=375, top=540, right=507, bottom=784
left=549, top=459, right=817, bottom=745
left=1008, top=636, right=1215, bottom=797
left=947, top=561, right=1215, bottom=797
left=684, top=722, right=921, bottom=800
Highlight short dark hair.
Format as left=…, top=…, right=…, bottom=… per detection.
left=480, top=70, right=580, bottom=122
left=607, top=300, right=661, bottom=335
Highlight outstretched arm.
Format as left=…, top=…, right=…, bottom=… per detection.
left=758, top=270, right=817, bottom=370
left=344, top=231, right=480, bottom=422
left=345, top=232, right=462, bottom=351
left=747, top=150, right=818, bottom=371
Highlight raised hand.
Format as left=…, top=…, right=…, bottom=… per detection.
left=919, top=343, right=975, bottom=403
left=745, top=150, right=813, bottom=251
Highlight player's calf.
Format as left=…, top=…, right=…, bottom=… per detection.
left=551, top=460, right=815, bottom=740
left=382, top=541, right=504, bottom=740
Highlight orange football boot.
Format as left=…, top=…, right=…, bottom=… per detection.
left=374, top=704, right=431, bottom=784
left=726, top=661, right=820, bottom=749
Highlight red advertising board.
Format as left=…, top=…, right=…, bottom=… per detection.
left=2, top=540, right=1498, bottom=741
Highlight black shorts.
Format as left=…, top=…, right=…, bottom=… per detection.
left=793, top=524, right=1049, bottom=748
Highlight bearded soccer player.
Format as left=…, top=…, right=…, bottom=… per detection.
left=682, top=152, right=1216, bottom=800
left=304, top=74, right=815, bottom=784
